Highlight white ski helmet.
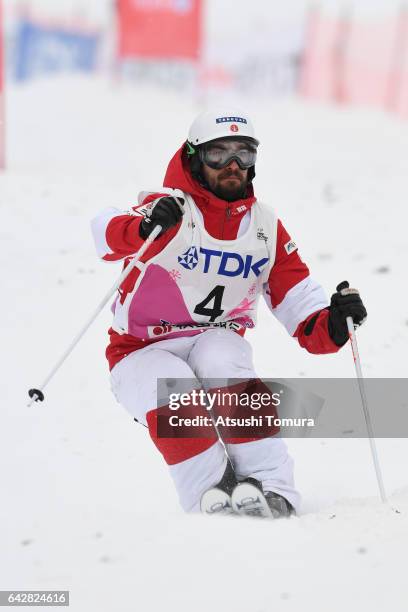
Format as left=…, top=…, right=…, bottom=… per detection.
left=187, top=107, right=259, bottom=147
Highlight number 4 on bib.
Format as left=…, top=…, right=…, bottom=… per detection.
left=194, top=285, right=225, bottom=322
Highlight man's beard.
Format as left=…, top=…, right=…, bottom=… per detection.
left=211, top=169, right=248, bottom=202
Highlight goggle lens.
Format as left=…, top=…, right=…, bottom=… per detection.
left=200, top=140, right=257, bottom=170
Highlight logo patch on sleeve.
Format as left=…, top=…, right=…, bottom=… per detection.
left=284, top=240, right=298, bottom=255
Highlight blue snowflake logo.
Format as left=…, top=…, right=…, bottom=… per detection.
left=178, top=246, right=199, bottom=270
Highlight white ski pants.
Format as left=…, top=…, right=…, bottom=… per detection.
left=110, top=329, right=300, bottom=512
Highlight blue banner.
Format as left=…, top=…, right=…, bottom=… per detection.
left=14, top=19, right=100, bottom=81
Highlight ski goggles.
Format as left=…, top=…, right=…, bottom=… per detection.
left=199, top=138, right=258, bottom=170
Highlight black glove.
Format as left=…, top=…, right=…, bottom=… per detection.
left=139, top=196, right=184, bottom=239
left=328, top=281, right=367, bottom=346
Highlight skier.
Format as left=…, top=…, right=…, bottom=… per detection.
left=91, top=108, right=367, bottom=518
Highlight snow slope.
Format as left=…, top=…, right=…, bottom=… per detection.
left=1, top=77, right=408, bottom=611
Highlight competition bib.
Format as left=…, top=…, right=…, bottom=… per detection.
left=112, top=191, right=278, bottom=339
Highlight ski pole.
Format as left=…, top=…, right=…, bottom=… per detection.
left=343, top=293, right=387, bottom=503
left=27, top=223, right=163, bottom=407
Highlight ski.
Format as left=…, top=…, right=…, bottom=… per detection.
left=231, top=481, right=274, bottom=518
left=200, top=487, right=234, bottom=515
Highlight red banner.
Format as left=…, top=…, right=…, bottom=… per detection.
left=300, top=8, right=408, bottom=116
left=117, top=0, right=202, bottom=60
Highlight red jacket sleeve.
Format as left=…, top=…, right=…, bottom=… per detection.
left=294, top=308, right=342, bottom=354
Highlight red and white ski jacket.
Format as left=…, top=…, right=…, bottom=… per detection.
left=91, top=145, right=341, bottom=370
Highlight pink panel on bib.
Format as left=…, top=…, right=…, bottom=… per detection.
left=128, top=264, right=194, bottom=338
